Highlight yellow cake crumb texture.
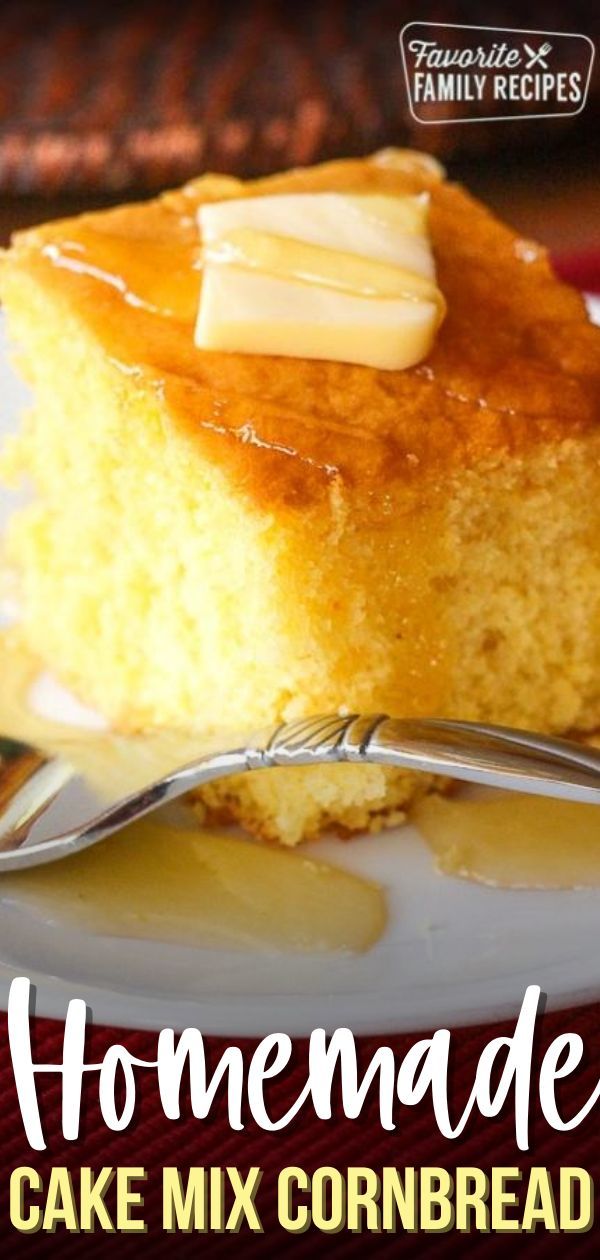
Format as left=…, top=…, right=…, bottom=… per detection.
left=1, top=149, right=599, bottom=844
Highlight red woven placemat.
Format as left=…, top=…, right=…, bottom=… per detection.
left=2, top=1000, right=600, bottom=1257
left=555, top=252, right=600, bottom=294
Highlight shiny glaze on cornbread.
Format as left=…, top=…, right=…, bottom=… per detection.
left=5, top=152, right=599, bottom=508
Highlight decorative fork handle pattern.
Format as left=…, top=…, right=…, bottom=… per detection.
left=246, top=714, right=388, bottom=768
left=3, top=713, right=600, bottom=871
left=238, top=713, right=600, bottom=803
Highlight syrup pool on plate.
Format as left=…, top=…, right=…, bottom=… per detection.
left=1, top=630, right=599, bottom=945
left=0, top=631, right=385, bottom=954
left=413, top=791, right=600, bottom=890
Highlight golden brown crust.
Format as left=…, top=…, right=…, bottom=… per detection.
left=5, top=152, right=599, bottom=510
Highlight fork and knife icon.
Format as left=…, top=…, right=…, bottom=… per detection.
left=523, top=41, right=553, bottom=69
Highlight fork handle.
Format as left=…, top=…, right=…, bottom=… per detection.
left=232, top=713, right=600, bottom=805
left=3, top=713, right=600, bottom=873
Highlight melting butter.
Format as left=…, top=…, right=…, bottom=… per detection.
left=0, top=632, right=386, bottom=952
left=413, top=792, right=600, bottom=890
left=199, top=192, right=434, bottom=270
left=195, top=191, right=445, bottom=370
left=206, top=229, right=444, bottom=306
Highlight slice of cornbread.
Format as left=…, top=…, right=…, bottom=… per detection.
left=1, top=150, right=600, bottom=844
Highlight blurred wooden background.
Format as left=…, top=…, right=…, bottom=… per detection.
left=0, top=0, right=597, bottom=254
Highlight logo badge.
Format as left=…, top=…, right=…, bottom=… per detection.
left=400, top=23, right=595, bottom=123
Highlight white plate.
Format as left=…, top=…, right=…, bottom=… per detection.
left=0, top=299, right=599, bottom=1037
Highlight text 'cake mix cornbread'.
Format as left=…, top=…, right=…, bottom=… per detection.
left=1, top=149, right=600, bottom=844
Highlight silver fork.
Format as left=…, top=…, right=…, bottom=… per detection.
left=1, top=712, right=600, bottom=871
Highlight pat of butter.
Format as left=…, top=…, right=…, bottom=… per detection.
left=195, top=192, right=446, bottom=370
